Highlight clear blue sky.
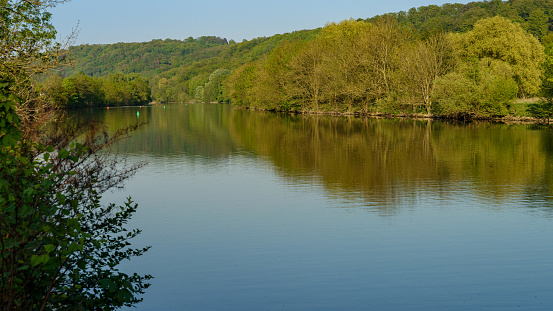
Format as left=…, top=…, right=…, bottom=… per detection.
left=51, top=0, right=473, bottom=45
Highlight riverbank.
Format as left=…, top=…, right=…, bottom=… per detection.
left=234, top=102, right=551, bottom=125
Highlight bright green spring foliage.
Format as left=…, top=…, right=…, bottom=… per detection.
left=527, top=43, right=553, bottom=121
left=52, top=0, right=553, bottom=111
left=453, top=16, right=545, bottom=97
left=542, top=44, right=553, bottom=101
left=225, top=15, right=546, bottom=119
left=41, top=73, right=152, bottom=108
left=58, top=30, right=320, bottom=104
left=225, top=18, right=452, bottom=115
left=432, top=16, right=545, bottom=117
left=368, top=0, right=553, bottom=41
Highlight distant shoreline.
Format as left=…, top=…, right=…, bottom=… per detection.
left=234, top=104, right=551, bottom=125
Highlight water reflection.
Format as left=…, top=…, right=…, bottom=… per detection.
left=78, top=104, right=553, bottom=311
left=227, top=111, right=553, bottom=209
left=83, top=103, right=553, bottom=213
left=78, top=104, right=240, bottom=160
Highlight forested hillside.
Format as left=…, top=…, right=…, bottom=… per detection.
left=226, top=16, right=545, bottom=117
left=147, top=30, right=320, bottom=103
left=62, top=32, right=319, bottom=79
left=49, top=0, right=553, bottom=117
left=369, top=0, right=553, bottom=38
left=52, top=31, right=319, bottom=105
left=61, top=36, right=231, bottom=77
left=226, top=0, right=553, bottom=119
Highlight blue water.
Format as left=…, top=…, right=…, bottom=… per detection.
left=95, top=104, right=553, bottom=310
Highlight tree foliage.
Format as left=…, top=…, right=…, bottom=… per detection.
left=527, top=42, right=553, bottom=121
left=41, top=73, right=151, bottom=108
left=225, top=14, right=546, bottom=119
left=0, top=114, right=151, bottom=310
left=430, top=16, right=544, bottom=117
left=59, top=30, right=320, bottom=103
left=60, top=37, right=230, bottom=77
left=452, top=16, right=545, bottom=97
left=33, top=0, right=553, bottom=118
left=0, top=79, right=22, bottom=146
left=1, top=0, right=78, bottom=138
left=0, top=0, right=70, bottom=82
left=1, top=1, right=152, bottom=309
left=225, top=19, right=453, bottom=115
left=368, top=0, right=553, bottom=40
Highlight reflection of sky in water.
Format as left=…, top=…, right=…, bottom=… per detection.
left=90, top=104, right=553, bottom=311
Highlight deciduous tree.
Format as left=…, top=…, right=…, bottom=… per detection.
left=453, top=16, right=545, bottom=97
left=1, top=1, right=152, bottom=309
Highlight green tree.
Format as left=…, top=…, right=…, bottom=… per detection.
left=542, top=44, right=553, bottom=100
left=40, top=75, right=67, bottom=108
left=285, top=39, right=327, bottom=111
left=399, top=32, right=454, bottom=114
left=453, top=16, right=545, bottom=97
left=0, top=0, right=76, bottom=139
left=99, top=73, right=150, bottom=106
left=61, top=73, right=105, bottom=108
left=0, top=80, right=22, bottom=146
left=528, top=43, right=553, bottom=121
left=319, top=19, right=375, bottom=112
left=194, top=85, right=205, bottom=102
left=432, top=58, right=519, bottom=116
left=0, top=111, right=151, bottom=311
left=1, top=1, right=151, bottom=309
left=431, top=71, right=478, bottom=116
left=202, top=69, right=231, bottom=102
left=526, top=9, right=548, bottom=39
left=224, top=63, right=259, bottom=107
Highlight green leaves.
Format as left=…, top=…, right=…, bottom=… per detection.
left=58, top=148, right=70, bottom=159
left=44, top=244, right=56, bottom=253
left=453, top=16, right=545, bottom=97
left=48, top=72, right=153, bottom=108
left=30, top=254, right=50, bottom=267
left=1, top=140, right=150, bottom=309
left=1, top=2, right=151, bottom=310
left=0, top=80, right=22, bottom=147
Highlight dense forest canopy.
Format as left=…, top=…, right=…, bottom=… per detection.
left=369, top=0, right=553, bottom=38
left=41, top=73, right=151, bottom=108
left=46, top=0, right=553, bottom=119
left=49, top=31, right=319, bottom=106
left=61, top=36, right=231, bottom=77
left=226, top=16, right=545, bottom=116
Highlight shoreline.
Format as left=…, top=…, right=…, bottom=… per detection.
left=233, top=106, right=551, bottom=125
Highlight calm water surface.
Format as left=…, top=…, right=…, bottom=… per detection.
left=84, top=103, right=553, bottom=310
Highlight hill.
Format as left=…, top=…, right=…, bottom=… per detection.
left=368, top=0, right=553, bottom=39
left=58, top=31, right=319, bottom=103
left=54, top=0, right=553, bottom=105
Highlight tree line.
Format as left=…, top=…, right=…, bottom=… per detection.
left=224, top=16, right=549, bottom=118
left=53, top=0, right=553, bottom=118
left=60, top=36, right=232, bottom=77
left=41, top=73, right=151, bottom=108
left=369, top=0, right=553, bottom=40
left=141, top=30, right=319, bottom=104
left=58, top=30, right=319, bottom=105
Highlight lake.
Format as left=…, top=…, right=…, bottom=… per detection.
left=84, top=103, right=553, bottom=310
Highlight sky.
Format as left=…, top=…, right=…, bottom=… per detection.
left=50, top=0, right=474, bottom=45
